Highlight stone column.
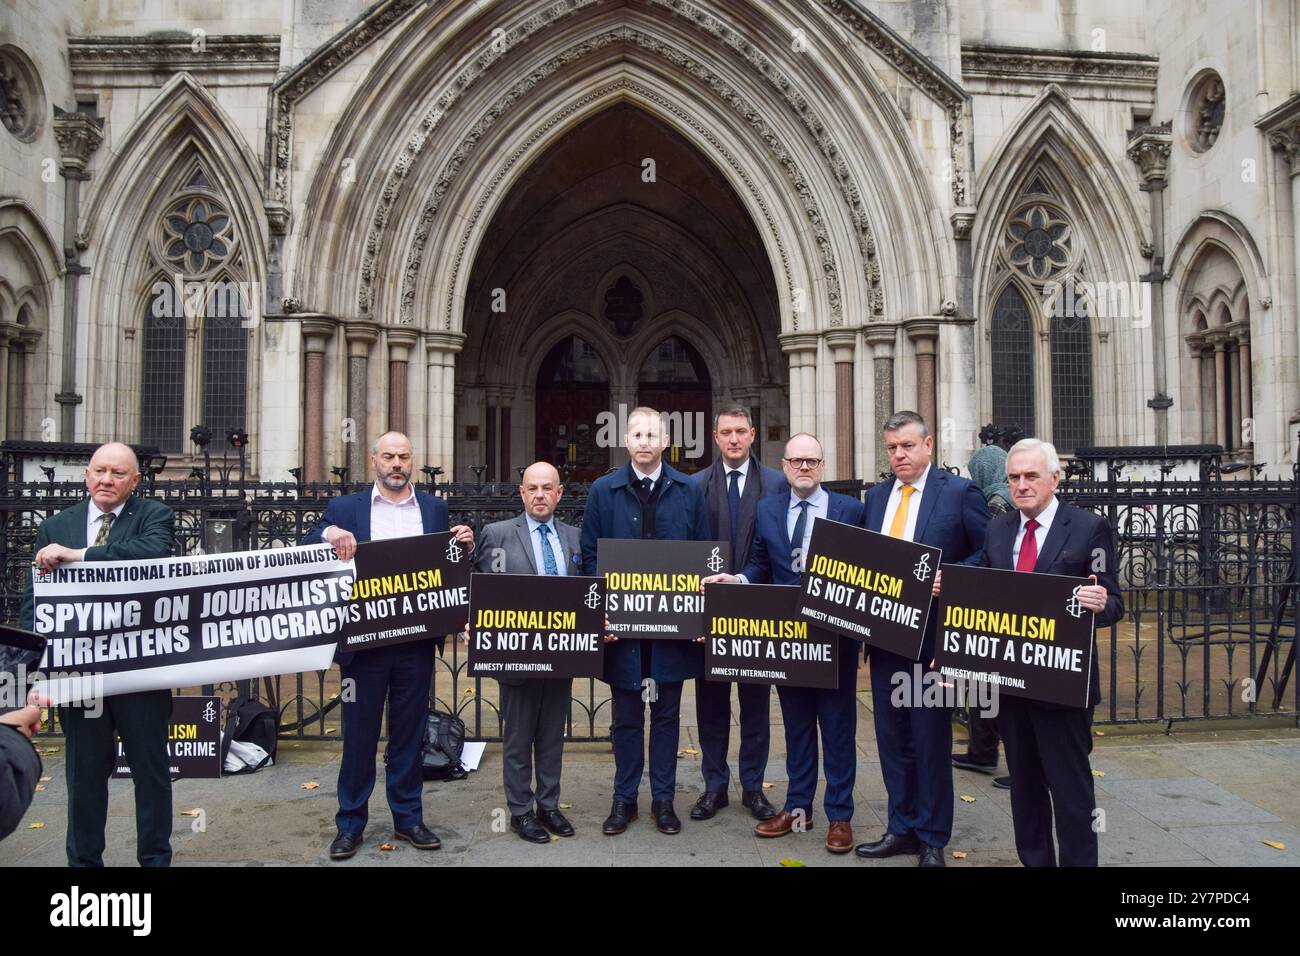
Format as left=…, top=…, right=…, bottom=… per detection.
left=52, top=107, right=102, bottom=442
left=824, top=330, right=857, bottom=479
left=0, top=324, right=11, bottom=441
left=344, top=321, right=379, bottom=482
left=385, top=328, right=419, bottom=435
left=1211, top=334, right=1228, bottom=448
left=299, top=316, right=336, bottom=483
left=425, top=331, right=464, bottom=479
left=1127, top=124, right=1174, bottom=440
left=779, top=333, right=818, bottom=438
left=863, top=325, right=897, bottom=478
left=905, top=318, right=940, bottom=448
left=1236, top=331, right=1252, bottom=444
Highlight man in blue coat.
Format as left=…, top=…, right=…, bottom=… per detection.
left=580, top=407, right=711, bottom=836
left=688, top=406, right=787, bottom=822
left=303, top=431, right=474, bottom=861
left=857, top=411, right=990, bottom=867
left=977, top=438, right=1123, bottom=866
left=703, top=432, right=865, bottom=854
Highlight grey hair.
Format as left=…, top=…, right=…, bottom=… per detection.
left=882, top=410, right=928, bottom=437
left=371, top=431, right=412, bottom=454
left=1006, top=438, right=1061, bottom=476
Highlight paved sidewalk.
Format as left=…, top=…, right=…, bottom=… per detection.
left=3, top=692, right=1297, bottom=867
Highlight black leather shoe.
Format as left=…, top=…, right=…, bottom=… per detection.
left=952, top=752, right=998, bottom=774
left=537, top=807, right=575, bottom=837
left=854, top=832, right=921, bottom=859
left=602, top=800, right=638, bottom=835
left=393, top=823, right=441, bottom=850
left=328, top=830, right=363, bottom=860
left=511, top=811, right=551, bottom=844
left=919, top=845, right=946, bottom=867
left=742, top=789, right=777, bottom=821
left=690, top=791, right=729, bottom=820
left=651, top=800, right=682, bottom=834
left=992, top=775, right=1012, bottom=790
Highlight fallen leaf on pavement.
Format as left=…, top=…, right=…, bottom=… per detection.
left=325, top=727, right=336, bottom=734
left=779, top=858, right=806, bottom=867
left=28, top=822, right=44, bottom=829
left=676, top=747, right=699, bottom=757
left=36, top=747, right=60, bottom=755
left=952, top=850, right=968, bottom=859
left=959, top=795, right=976, bottom=803
left=559, top=803, right=573, bottom=810
left=379, top=843, right=396, bottom=851
left=1091, top=770, right=1105, bottom=777
left=179, top=808, right=202, bottom=817
left=39, top=776, right=50, bottom=782
left=1095, top=730, right=1105, bottom=736
left=34, top=784, right=45, bottom=792
left=762, top=782, right=774, bottom=790
left=1261, top=840, right=1286, bottom=850
left=463, top=687, right=475, bottom=696
left=300, top=781, right=320, bottom=790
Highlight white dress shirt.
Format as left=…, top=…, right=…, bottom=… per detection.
left=630, top=461, right=664, bottom=490
left=1012, top=495, right=1060, bottom=568
left=369, top=483, right=424, bottom=541
left=879, top=463, right=932, bottom=542
left=525, top=514, right=567, bottom=575
left=86, top=500, right=127, bottom=549
left=722, top=458, right=750, bottom=499
left=788, top=485, right=828, bottom=557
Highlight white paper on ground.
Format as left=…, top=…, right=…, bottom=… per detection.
left=459, top=741, right=486, bottom=772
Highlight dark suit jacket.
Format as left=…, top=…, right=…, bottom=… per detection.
left=580, top=461, right=712, bottom=690
left=473, top=513, right=581, bottom=686
left=981, top=500, right=1124, bottom=708
left=740, top=489, right=865, bottom=585
left=302, top=488, right=452, bottom=659
left=19, top=496, right=175, bottom=631
left=692, top=455, right=787, bottom=574
left=863, top=466, right=990, bottom=660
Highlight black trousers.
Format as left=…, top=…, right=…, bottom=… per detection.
left=60, top=690, right=173, bottom=867
left=694, top=678, right=770, bottom=793
left=996, top=696, right=1098, bottom=867
left=966, top=706, right=1001, bottom=764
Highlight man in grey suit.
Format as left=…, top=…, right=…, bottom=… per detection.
left=473, top=461, right=581, bottom=843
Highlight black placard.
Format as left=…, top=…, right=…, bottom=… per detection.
left=468, top=573, right=606, bottom=679
left=596, top=539, right=728, bottom=640
left=113, top=695, right=221, bottom=779
left=933, top=564, right=1095, bottom=707
left=338, top=532, right=472, bottom=651
left=796, top=518, right=941, bottom=658
left=704, top=583, right=838, bottom=688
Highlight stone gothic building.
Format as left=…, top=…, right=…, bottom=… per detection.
left=1, top=0, right=1297, bottom=482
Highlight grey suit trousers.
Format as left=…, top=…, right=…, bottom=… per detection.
left=500, top=678, right=572, bottom=816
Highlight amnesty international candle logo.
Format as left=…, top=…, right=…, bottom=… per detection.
left=597, top=539, right=729, bottom=640
left=706, top=547, right=725, bottom=573
left=337, top=532, right=472, bottom=652
left=933, top=564, right=1095, bottom=707
left=468, top=573, right=606, bottom=679
left=201, top=700, right=217, bottom=724
left=705, top=583, right=838, bottom=688
left=796, top=519, right=940, bottom=659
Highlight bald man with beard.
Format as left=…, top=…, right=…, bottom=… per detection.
left=19, top=442, right=176, bottom=866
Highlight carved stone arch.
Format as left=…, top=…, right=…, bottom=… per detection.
left=1167, top=211, right=1271, bottom=319
left=515, top=312, right=620, bottom=397
left=0, top=198, right=64, bottom=296
left=626, top=308, right=733, bottom=401
left=83, top=74, right=265, bottom=465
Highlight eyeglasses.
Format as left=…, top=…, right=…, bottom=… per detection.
left=783, top=457, right=823, bottom=470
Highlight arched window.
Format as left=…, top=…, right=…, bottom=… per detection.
left=138, top=163, right=249, bottom=458
left=990, top=284, right=1036, bottom=436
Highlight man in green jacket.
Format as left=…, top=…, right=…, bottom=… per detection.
left=20, top=442, right=175, bottom=866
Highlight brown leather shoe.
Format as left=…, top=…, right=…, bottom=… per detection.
left=826, top=821, right=854, bottom=854
left=754, top=809, right=812, bottom=838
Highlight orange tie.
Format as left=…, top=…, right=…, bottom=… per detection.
left=888, top=484, right=915, bottom=539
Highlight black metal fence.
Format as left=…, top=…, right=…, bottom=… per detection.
left=3, top=458, right=1296, bottom=739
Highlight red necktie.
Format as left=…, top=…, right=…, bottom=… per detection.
left=1016, top=518, right=1039, bottom=572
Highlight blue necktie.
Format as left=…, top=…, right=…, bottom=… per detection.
left=726, top=470, right=741, bottom=563
left=538, top=523, right=559, bottom=576
left=790, top=500, right=810, bottom=567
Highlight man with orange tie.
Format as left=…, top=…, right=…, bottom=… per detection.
left=979, top=438, right=1122, bottom=866
left=856, top=412, right=989, bottom=867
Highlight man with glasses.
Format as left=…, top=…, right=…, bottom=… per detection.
left=703, top=433, right=864, bottom=853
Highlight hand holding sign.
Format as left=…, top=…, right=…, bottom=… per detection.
left=1076, top=574, right=1107, bottom=613
left=450, top=524, right=475, bottom=548
left=33, top=543, right=82, bottom=572
left=931, top=567, right=942, bottom=598
left=321, top=525, right=357, bottom=561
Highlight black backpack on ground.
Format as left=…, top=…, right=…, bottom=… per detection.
left=220, top=696, right=280, bottom=774
left=420, top=709, right=467, bottom=781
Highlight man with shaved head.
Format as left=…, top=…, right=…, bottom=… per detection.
left=472, top=461, right=582, bottom=843
left=304, top=431, right=474, bottom=860
left=19, top=441, right=176, bottom=866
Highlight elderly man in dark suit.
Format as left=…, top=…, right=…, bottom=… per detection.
left=473, top=461, right=582, bottom=844
left=978, top=437, right=1123, bottom=867
left=580, top=407, right=711, bottom=837
left=19, top=441, right=176, bottom=866
left=303, top=431, right=474, bottom=861
left=688, top=406, right=786, bottom=822
left=704, top=432, right=865, bottom=853
left=857, top=411, right=990, bottom=867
